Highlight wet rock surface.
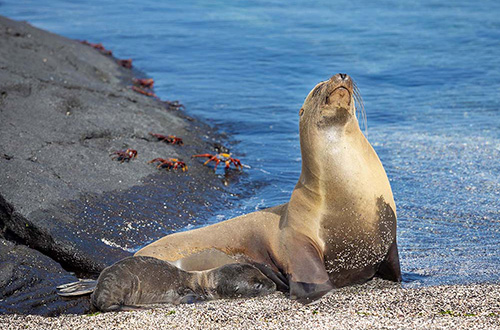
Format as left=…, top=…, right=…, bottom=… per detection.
left=0, top=16, right=238, bottom=315
left=0, top=238, right=90, bottom=315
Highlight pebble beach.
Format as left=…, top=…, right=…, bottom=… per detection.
left=1, top=280, right=499, bottom=329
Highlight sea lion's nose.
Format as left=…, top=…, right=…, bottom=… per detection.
left=331, top=73, right=351, bottom=83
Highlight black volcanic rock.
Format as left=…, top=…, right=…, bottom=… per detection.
left=0, top=16, right=238, bottom=314
left=0, top=238, right=90, bottom=315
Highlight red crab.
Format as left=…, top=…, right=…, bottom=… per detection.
left=132, top=86, right=157, bottom=98
left=118, top=59, right=133, bottom=69
left=80, top=40, right=113, bottom=56
left=149, top=133, right=183, bottom=145
left=110, top=148, right=137, bottom=163
left=161, top=100, right=185, bottom=111
left=148, top=158, right=188, bottom=172
left=133, top=78, right=154, bottom=88
left=192, top=144, right=242, bottom=170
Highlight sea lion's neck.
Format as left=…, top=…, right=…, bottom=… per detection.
left=282, top=120, right=365, bottom=236
left=298, top=119, right=362, bottom=190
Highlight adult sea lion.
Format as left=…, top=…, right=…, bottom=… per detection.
left=135, top=73, right=401, bottom=302
left=58, top=256, right=275, bottom=312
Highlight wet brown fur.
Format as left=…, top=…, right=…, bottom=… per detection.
left=91, top=256, right=276, bottom=312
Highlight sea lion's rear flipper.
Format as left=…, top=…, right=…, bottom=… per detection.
left=376, top=240, right=402, bottom=282
left=57, top=279, right=97, bottom=296
left=285, top=232, right=334, bottom=304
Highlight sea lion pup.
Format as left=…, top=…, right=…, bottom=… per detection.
left=136, top=73, right=401, bottom=303
left=66, top=256, right=276, bottom=312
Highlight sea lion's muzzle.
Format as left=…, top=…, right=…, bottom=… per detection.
left=323, top=73, right=354, bottom=112
left=326, top=86, right=351, bottom=109
left=315, top=74, right=355, bottom=127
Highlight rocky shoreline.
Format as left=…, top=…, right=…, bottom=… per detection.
left=0, top=16, right=238, bottom=315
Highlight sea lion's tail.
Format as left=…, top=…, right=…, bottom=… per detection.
left=56, top=279, right=97, bottom=296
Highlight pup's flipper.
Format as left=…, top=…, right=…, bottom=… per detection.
left=57, top=279, right=97, bottom=296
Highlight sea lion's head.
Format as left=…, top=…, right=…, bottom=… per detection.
left=300, top=73, right=361, bottom=132
left=213, top=263, right=276, bottom=298
left=297, top=74, right=365, bottom=181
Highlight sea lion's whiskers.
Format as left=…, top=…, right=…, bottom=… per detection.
left=352, top=81, right=367, bottom=134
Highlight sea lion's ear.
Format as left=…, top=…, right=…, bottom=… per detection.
left=299, top=108, right=304, bottom=116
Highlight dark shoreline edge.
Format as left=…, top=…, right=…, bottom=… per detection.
left=0, top=15, right=242, bottom=315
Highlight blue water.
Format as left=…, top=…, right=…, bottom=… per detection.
left=2, top=0, right=499, bottom=287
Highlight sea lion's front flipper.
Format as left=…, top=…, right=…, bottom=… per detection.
left=251, top=262, right=289, bottom=292
left=376, top=240, right=402, bottom=282
left=284, top=232, right=334, bottom=303
left=289, top=280, right=334, bottom=304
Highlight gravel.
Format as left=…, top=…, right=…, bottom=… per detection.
left=1, top=280, right=499, bottom=329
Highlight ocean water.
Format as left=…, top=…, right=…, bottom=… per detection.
left=2, top=0, right=499, bottom=287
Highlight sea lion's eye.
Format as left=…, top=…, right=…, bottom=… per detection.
left=299, top=108, right=304, bottom=116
